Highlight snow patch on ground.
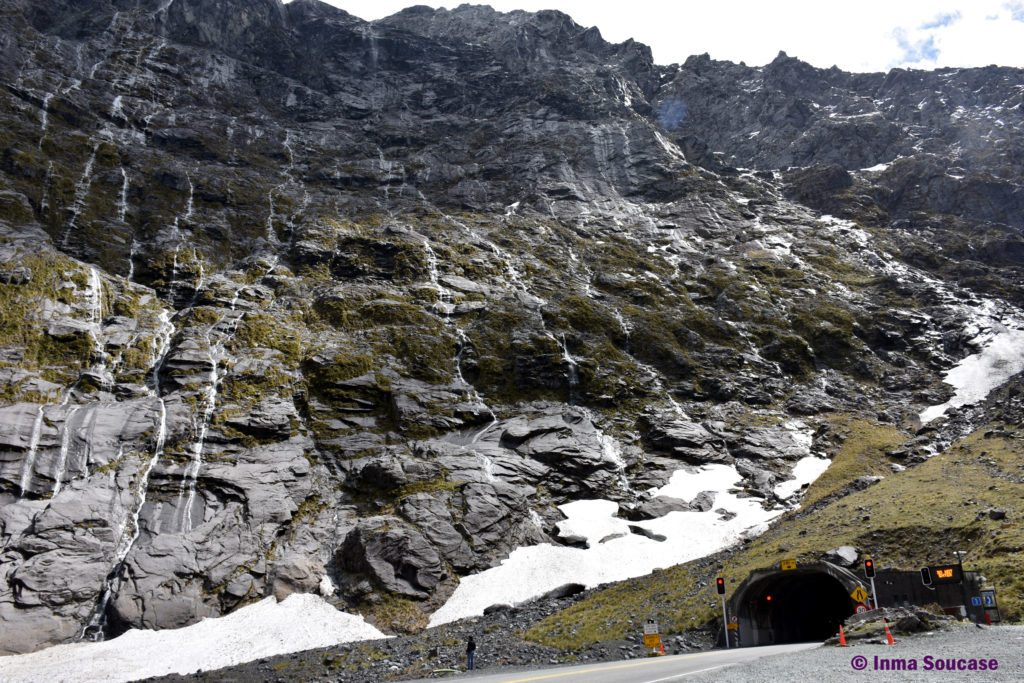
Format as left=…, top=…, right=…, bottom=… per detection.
left=783, top=419, right=814, bottom=455
left=429, top=464, right=791, bottom=627
left=774, top=455, right=831, bottom=499
left=555, top=499, right=630, bottom=546
left=0, top=594, right=385, bottom=683
left=650, top=463, right=743, bottom=501
left=919, top=326, right=1024, bottom=423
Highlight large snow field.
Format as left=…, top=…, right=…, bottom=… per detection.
left=428, top=464, right=790, bottom=627
left=0, top=593, right=385, bottom=683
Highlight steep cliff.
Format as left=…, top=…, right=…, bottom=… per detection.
left=0, top=0, right=1021, bottom=655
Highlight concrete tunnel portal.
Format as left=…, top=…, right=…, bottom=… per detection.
left=728, top=562, right=865, bottom=646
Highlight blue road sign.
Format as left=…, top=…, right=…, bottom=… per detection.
left=982, top=593, right=996, bottom=607
left=971, top=596, right=982, bottom=607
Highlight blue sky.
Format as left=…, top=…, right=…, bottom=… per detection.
left=301, top=0, right=1024, bottom=72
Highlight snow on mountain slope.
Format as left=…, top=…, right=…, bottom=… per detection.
left=428, top=463, right=807, bottom=627
left=0, top=594, right=385, bottom=683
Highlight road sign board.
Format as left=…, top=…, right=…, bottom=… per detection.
left=643, top=634, right=663, bottom=649
left=643, top=620, right=660, bottom=635
left=727, top=622, right=739, bottom=631
left=981, top=590, right=997, bottom=608
left=850, top=586, right=869, bottom=603
left=780, top=559, right=797, bottom=571
left=929, top=564, right=962, bottom=584
left=854, top=603, right=869, bottom=613
left=971, top=596, right=982, bottom=607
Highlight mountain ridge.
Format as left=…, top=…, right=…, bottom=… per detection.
left=0, top=0, right=1021, bottom=662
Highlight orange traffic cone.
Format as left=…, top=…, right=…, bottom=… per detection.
left=659, top=640, right=666, bottom=655
left=883, top=619, right=896, bottom=646
left=838, top=625, right=847, bottom=647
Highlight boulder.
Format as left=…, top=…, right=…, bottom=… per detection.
left=728, top=425, right=811, bottom=461
left=539, top=583, right=586, bottom=600
left=642, top=413, right=730, bottom=463
left=223, top=397, right=296, bottom=439
left=339, top=517, right=446, bottom=599
left=271, top=554, right=323, bottom=601
left=625, top=495, right=690, bottom=520
left=398, top=493, right=475, bottom=571
left=822, top=545, right=859, bottom=567
left=628, top=525, right=667, bottom=542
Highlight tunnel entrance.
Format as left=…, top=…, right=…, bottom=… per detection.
left=731, top=562, right=862, bottom=646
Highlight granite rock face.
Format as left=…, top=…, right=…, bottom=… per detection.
left=0, top=0, right=1022, bottom=653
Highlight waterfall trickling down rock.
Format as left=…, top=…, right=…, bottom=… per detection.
left=612, top=308, right=631, bottom=349
left=567, top=247, right=596, bottom=297
left=85, top=266, right=110, bottom=386
left=179, top=349, right=217, bottom=532
left=471, top=418, right=499, bottom=482
left=362, top=24, right=380, bottom=72
left=87, top=266, right=104, bottom=326
left=149, top=310, right=174, bottom=387
left=127, top=239, right=138, bottom=281
left=38, top=91, right=53, bottom=145
left=584, top=408, right=632, bottom=495
left=189, top=247, right=205, bottom=303
left=51, top=406, right=81, bottom=498
left=265, top=130, right=299, bottom=246
left=83, top=300, right=176, bottom=641
left=420, top=236, right=496, bottom=423
left=117, top=167, right=129, bottom=223
left=61, top=140, right=100, bottom=248
left=18, top=405, right=46, bottom=497
left=178, top=292, right=243, bottom=533
left=82, top=397, right=168, bottom=642
left=166, top=172, right=194, bottom=303
left=109, top=94, right=124, bottom=120
left=183, top=173, right=194, bottom=220
left=559, top=333, right=580, bottom=405
left=156, top=0, right=177, bottom=17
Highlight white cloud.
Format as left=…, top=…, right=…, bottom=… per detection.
left=296, top=0, right=1024, bottom=72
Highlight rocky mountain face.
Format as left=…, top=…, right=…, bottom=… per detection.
left=0, top=0, right=1022, bottom=655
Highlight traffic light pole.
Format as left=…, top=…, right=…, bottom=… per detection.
left=955, top=551, right=970, bottom=620
left=721, top=593, right=729, bottom=649
left=864, top=559, right=878, bottom=609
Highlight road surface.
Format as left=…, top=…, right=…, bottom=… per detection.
left=405, top=643, right=819, bottom=683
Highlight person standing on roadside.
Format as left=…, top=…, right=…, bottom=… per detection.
left=466, top=635, right=477, bottom=670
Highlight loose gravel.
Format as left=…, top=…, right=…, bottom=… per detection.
left=686, top=624, right=1024, bottom=682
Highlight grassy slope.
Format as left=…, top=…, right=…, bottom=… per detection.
left=526, top=417, right=1024, bottom=649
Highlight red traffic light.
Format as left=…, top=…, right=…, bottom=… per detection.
left=716, top=577, right=725, bottom=595
left=864, top=558, right=875, bottom=578
left=765, top=594, right=773, bottom=601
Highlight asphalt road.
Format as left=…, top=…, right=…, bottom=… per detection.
left=404, top=643, right=820, bottom=683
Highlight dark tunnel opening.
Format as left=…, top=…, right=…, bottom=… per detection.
left=738, top=571, right=856, bottom=645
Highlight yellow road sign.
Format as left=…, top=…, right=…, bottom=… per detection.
left=850, top=586, right=869, bottom=603
left=643, top=634, right=663, bottom=649
left=780, top=559, right=797, bottom=571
